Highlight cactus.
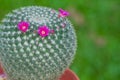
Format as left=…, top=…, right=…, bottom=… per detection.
left=0, top=6, right=77, bottom=80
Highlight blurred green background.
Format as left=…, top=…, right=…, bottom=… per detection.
left=0, top=0, right=120, bottom=80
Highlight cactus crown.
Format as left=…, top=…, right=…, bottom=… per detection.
left=0, top=6, right=77, bottom=80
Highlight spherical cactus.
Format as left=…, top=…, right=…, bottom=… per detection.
left=0, top=6, right=77, bottom=80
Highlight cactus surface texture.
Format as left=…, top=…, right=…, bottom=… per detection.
left=0, top=6, right=77, bottom=80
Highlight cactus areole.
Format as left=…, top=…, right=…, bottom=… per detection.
left=0, top=6, right=77, bottom=80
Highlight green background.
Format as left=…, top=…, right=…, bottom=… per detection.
left=0, top=0, right=120, bottom=80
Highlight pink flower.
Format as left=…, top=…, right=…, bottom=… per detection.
left=0, top=73, right=6, bottom=79
left=37, top=26, right=50, bottom=37
left=59, top=8, right=70, bottom=18
left=50, top=29, right=55, bottom=34
left=61, top=23, right=66, bottom=28
left=17, top=21, right=30, bottom=32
